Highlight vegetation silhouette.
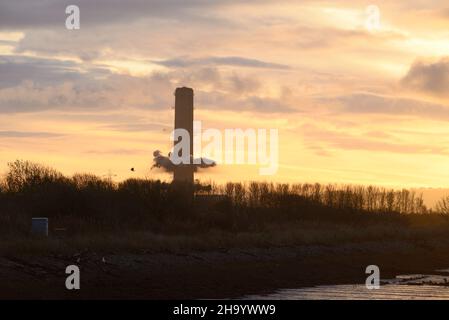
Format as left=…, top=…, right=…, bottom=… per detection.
left=2, top=159, right=449, bottom=252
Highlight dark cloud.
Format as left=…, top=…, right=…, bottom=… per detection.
left=0, top=0, right=257, bottom=29
left=195, top=90, right=294, bottom=113
left=0, top=59, right=172, bottom=113
left=0, top=55, right=98, bottom=88
left=329, top=92, right=449, bottom=120
left=0, top=9, right=298, bottom=116
left=0, top=54, right=291, bottom=114
left=401, top=57, right=449, bottom=97
left=153, top=56, right=290, bottom=70
left=228, top=73, right=261, bottom=94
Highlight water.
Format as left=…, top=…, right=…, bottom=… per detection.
left=244, top=273, right=449, bottom=300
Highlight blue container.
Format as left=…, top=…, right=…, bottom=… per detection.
left=32, top=218, right=48, bottom=237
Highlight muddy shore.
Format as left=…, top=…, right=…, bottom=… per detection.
left=2, top=241, right=449, bottom=299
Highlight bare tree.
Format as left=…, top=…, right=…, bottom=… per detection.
left=436, top=196, right=449, bottom=215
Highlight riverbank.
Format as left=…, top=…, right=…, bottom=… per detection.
left=3, top=239, right=449, bottom=299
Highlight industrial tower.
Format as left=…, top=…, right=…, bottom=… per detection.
left=173, top=87, right=194, bottom=184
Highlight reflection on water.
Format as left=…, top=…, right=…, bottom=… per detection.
left=245, top=272, right=449, bottom=300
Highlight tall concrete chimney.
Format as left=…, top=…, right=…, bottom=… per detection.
left=173, top=87, right=194, bottom=184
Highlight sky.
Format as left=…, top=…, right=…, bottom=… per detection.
left=1, top=0, right=449, bottom=199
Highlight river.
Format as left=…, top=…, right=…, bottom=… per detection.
left=244, top=271, right=449, bottom=300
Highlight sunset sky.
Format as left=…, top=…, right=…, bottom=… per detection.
left=1, top=0, right=449, bottom=195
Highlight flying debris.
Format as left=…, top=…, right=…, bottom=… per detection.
left=151, top=150, right=216, bottom=173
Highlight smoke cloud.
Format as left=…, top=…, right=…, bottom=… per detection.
left=151, top=150, right=216, bottom=172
